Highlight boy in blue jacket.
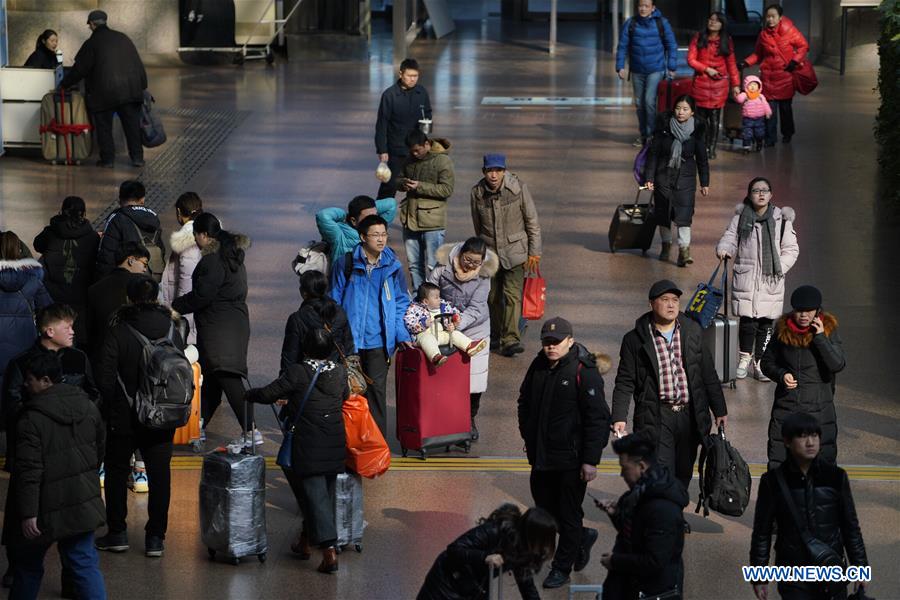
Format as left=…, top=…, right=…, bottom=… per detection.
left=315, top=195, right=397, bottom=265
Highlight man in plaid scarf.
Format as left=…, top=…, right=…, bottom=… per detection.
left=611, top=280, right=728, bottom=487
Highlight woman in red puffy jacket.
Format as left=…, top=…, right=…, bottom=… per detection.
left=688, top=11, right=740, bottom=159
left=741, top=4, right=809, bottom=147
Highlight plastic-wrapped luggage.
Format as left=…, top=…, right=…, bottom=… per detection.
left=335, top=472, right=365, bottom=553
left=200, top=450, right=268, bottom=564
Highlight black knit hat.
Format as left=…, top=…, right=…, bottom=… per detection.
left=790, top=285, right=822, bottom=311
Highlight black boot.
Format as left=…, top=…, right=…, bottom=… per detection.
left=470, top=417, right=479, bottom=442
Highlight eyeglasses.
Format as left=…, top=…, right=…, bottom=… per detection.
left=750, top=188, right=772, bottom=195
left=461, top=256, right=483, bottom=268
left=365, top=232, right=388, bottom=239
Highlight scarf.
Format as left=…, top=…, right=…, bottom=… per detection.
left=667, top=116, right=695, bottom=169
left=737, top=202, right=782, bottom=281
left=451, top=253, right=480, bottom=283
left=747, top=88, right=761, bottom=100
left=786, top=317, right=811, bottom=336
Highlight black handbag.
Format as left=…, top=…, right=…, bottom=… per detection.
left=774, top=469, right=845, bottom=568
left=275, top=363, right=323, bottom=469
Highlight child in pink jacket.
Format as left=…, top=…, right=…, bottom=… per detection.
left=736, top=75, right=772, bottom=153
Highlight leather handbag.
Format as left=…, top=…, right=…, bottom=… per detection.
left=685, top=259, right=726, bottom=329
left=792, top=60, right=818, bottom=95
left=325, top=324, right=372, bottom=395
left=522, top=266, right=546, bottom=320
left=774, top=469, right=845, bottom=568
left=275, top=363, right=323, bottom=470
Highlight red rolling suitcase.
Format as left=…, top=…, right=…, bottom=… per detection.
left=656, top=76, right=693, bottom=114
left=395, top=346, right=471, bottom=459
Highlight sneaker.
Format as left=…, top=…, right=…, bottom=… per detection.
left=736, top=352, right=753, bottom=379
left=95, top=532, right=129, bottom=553
left=499, top=343, right=525, bottom=357
left=231, top=428, right=265, bottom=448
left=574, top=528, right=599, bottom=572
left=542, top=568, right=570, bottom=589
left=465, top=339, right=488, bottom=357
left=752, top=360, right=772, bottom=382
left=98, top=463, right=105, bottom=488
left=129, top=468, right=149, bottom=493
left=145, top=535, right=164, bottom=558
left=431, top=354, right=449, bottom=367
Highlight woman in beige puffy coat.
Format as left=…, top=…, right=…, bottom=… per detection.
left=716, top=177, right=799, bottom=381
left=159, top=193, right=203, bottom=343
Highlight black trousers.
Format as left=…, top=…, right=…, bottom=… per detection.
left=739, top=316, right=774, bottom=356
left=530, top=468, right=588, bottom=573
left=104, top=427, right=174, bottom=538
left=696, top=107, right=720, bottom=152
left=92, top=102, right=143, bottom=163
left=376, top=154, right=408, bottom=198
left=282, top=468, right=337, bottom=548
left=656, top=405, right=699, bottom=489
left=202, top=370, right=251, bottom=431
left=766, top=98, right=795, bottom=144
left=470, top=392, right=482, bottom=418
left=360, top=348, right=390, bottom=439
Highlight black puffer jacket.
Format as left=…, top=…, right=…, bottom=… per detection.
left=97, top=303, right=187, bottom=436
left=95, top=205, right=165, bottom=280
left=172, top=234, right=250, bottom=376
left=59, top=24, right=147, bottom=112
left=85, top=268, right=142, bottom=361
left=34, top=215, right=100, bottom=344
left=606, top=464, right=689, bottom=599
left=417, top=519, right=540, bottom=600
left=14, top=383, right=105, bottom=544
left=517, top=343, right=611, bottom=471
left=280, top=299, right=355, bottom=373
left=612, top=313, right=727, bottom=442
left=247, top=360, right=348, bottom=477
left=644, top=116, right=710, bottom=227
left=761, top=313, right=844, bottom=469
left=750, top=458, right=867, bottom=569
left=25, top=45, right=57, bottom=69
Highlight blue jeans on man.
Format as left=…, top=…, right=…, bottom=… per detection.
left=631, top=71, right=665, bottom=140
left=403, top=228, right=445, bottom=291
left=11, top=531, right=106, bottom=600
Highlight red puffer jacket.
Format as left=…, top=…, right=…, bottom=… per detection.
left=743, top=16, right=809, bottom=101
left=688, top=33, right=740, bottom=109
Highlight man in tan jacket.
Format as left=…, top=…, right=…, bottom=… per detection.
left=470, top=154, right=541, bottom=357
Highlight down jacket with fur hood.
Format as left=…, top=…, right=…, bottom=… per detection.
left=160, top=220, right=201, bottom=343
left=760, top=312, right=844, bottom=469
left=716, top=204, right=799, bottom=320
left=743, top=16, right=809, bottom=101
left=0, top=259, right=52, bottom=393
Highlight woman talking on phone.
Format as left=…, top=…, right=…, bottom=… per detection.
left=760, top=285, right=845, bottom=470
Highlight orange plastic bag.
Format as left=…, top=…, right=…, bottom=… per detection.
left=173, top=362, right=202, bottom=445
left=343, top=393, right=391, bottom=478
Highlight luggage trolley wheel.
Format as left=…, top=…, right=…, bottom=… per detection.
left=230, top=556, right=240, bottom=566
left=207, top=548, right=216, bottom=559
left=354, top=543, right=363, bottom=553
left=257, top=553, right=267, bottom=563
left=641, top=248, right=649, bottom=256
left=401, top=447, right=408, bottom=458
left=463, top=441, right=471, bottom=454
left=265, top=49, right=275, bottom=65
left=419, top=448, right=427, bottom=460
left=233, top=53, right=245, bottom=66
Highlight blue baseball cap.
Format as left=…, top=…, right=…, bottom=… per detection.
left=482, top=153, right=507, bottom=170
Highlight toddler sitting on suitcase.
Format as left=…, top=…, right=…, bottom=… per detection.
left=404, top=283, right=487, bottom=367
left=735, top=75, right=772, bottom=154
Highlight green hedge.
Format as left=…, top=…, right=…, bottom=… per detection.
left=877, top=1, right=900, bottom=221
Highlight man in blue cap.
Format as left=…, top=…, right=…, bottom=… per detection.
left=470, top=153, right=542, bottom=357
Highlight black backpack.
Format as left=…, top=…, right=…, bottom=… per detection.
left=695, top=426, right=751, bottom=517
left=118, top=323, right=193, bottom=430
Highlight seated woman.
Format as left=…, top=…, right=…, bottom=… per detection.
left=25, top=30, right=59, bottom=69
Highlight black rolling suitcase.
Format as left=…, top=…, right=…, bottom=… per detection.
left=702, top=258, right=739, bottom=388
left=608, top=186, right=656, bottom=255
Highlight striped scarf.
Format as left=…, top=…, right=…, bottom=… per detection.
left=652, top=323, right=689, bottom=405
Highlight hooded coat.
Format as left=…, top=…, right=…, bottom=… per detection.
left=0, top=259, right=52, bottom=393
left=743, top=16, right=809, bottom=101
left=605, top=464, right=689, bottom=599
left=470, top=172, right=542, bottom=270
left=95, top=205, right=165, bottom=280
left=428, top=243, right=498, bottom=394
left=644, top=118, right=710, bottom=227
left=172, top=234, right=251, bottom=376
left=716, top=204, right=799, bottom=320
left=280, top=298, right=355, bottom=373
left=615, top=9, right=678, bottom=74
left=159, top=220, right=201, bottom=343
left=687, top=33, right=740, bottom=109
left=760, top=313, right=844, bottom=469
left=517, top=343, right=611, bottom=471
left=735, top=75, right=773, bottom=119
left=400, top=138, right=455, bottom=232
left=247, top=360, right=348, bottom=477
left=33, top=215, right=100, bottom=344
left=13, top=383, right=106, bottom=544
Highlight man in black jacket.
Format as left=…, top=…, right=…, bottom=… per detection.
left=60, top=10, right=147, bottom=168
left=10, top=352, right=106, bottom=599
left=95, top=277, right=187, bottom=558
left=750, top=412, right=869, bottom=600
left=95, top=180, right=165, bottom=281
left=612, top=280, right=728, bottom=488
left=517, top=317, right=611, bottom=589
left=375, top=57, right=432, bottom=198
left=598, top=435, right=688, bottom=600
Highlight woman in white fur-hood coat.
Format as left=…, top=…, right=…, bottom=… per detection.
left=159, top=195, right=203, bottom=343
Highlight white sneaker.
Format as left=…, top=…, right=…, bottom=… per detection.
left=736, top=352, right=752, bottom=379
left=99, top=463, right=105, bottom=488
left=753, top=360, right=772, bottom=382
left=130, top=468, right=149, bottom=493
left=231, top=428, right=265, bottom=447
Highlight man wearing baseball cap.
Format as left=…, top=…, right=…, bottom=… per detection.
left=471, top=153, right=542, bottom=357
left=611, top=280, right=727, bottom=488
left=759, top=285, right=845, bottom=469
left=517, top=317, right=611, bottom=588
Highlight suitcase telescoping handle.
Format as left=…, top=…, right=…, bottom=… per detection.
left=433, top=312, right=458, bottom=348
left=488, top=564, right=503, bottom=600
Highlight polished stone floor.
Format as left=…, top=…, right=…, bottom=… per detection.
left=1, top=16, right=898, bottom=600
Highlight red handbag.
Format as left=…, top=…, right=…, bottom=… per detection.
left=343, top=393, right=390, bottom=478
left=792, top=60, right=818, bottom=95
left=522, top=267, right=546, bottom=321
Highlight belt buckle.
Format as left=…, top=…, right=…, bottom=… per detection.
left=669, top=403, right=685, bottom=412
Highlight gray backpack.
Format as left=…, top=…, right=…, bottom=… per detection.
left=119, top=323, right=193, bottom=429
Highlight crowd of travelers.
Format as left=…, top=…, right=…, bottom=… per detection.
left=0, top=2, right=873, bottom=600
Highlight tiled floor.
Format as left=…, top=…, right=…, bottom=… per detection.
left=1, top=16, right=898, bottom=600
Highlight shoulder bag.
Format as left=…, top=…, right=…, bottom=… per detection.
left=275, top=362, right=323, bottom=469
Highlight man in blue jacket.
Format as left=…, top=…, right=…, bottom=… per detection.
left=615, top=0, right=678, bottom=146
left=331, top=215, right=411, bottom=437
left=315, top=195, right=397, bottom=265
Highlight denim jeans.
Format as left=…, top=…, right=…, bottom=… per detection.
left=403, top=228, right=445, bottom=291
left=11, top=531, right=106, bottom=600
left=631, top=71, right=665, bottom=139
